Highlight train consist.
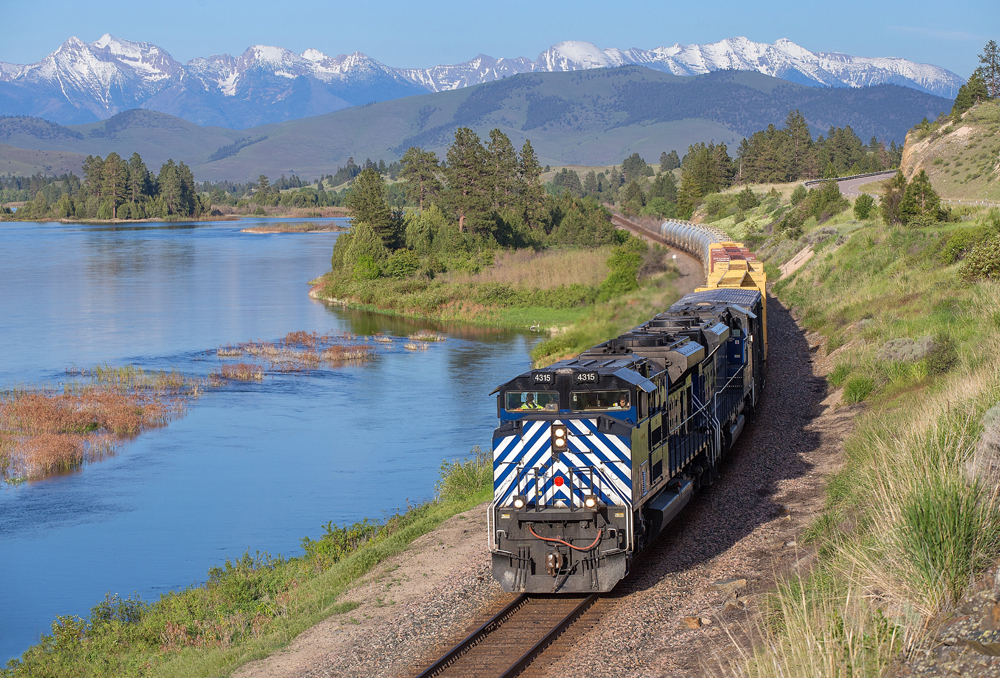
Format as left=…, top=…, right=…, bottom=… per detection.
left=488, top=221, right=768, bottom=593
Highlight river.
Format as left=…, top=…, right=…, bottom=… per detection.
left=0, top=218, right=537, bottom=662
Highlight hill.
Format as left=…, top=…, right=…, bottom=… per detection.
left=900, top=100, right=1000, bottom=201
left=0, top=68, right=952, bottom=182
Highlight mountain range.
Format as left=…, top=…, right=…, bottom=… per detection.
left=0, top=68, right=952, bottom=182
left=0, top=35, right=964, bottom=129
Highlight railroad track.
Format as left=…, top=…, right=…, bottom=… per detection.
left=413, top=593, right=599, bottom=678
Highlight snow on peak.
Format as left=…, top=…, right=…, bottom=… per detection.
left=93, top=34, right=114, bottom=49
left=302, top=48, right=327, bottom=62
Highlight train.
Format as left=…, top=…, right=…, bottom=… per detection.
left=488, top=221, right=768, bottom=593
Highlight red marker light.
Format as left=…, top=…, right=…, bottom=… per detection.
left=554, top=476, right=564, bottom=487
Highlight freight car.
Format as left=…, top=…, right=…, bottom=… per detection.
left=488, top=222, right=768, bottom=593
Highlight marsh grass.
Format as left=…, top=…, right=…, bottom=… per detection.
left=214, top=331, right=375, bottom=375
left=3, top=447, right=493, bottom=678
left=0, top=367, right=200, bottom=483
left=403, top=342, right=429, bottom=351
left=409, top=330, right=445, bottom=342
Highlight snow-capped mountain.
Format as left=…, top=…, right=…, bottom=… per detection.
left=414, top=38, right=962, bottom=98
left=0, top=34, right=964, bottom=129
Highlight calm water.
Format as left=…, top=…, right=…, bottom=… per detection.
left=0, top=218, right=537, bottom=662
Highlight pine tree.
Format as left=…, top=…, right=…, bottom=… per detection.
left=399, top=146, right=441, bottom=212
left=347, top=168, right=396, bottom=247
left=127, top=152, right=148, bottom=206
left=583, top=171, right=598, bottom=196
left=82, top=155, right=105, bottom=199
left=622, top=180, right=645, bottom=215
left=442, top=127, right=490, bottom=234
left=900, top=170, right=940, bottom=225
left=979, top=40, right=1000, bottom=99
left=158, top=161, right=182, bottom=215
left=952, top=69, right=990, bottom=117
left=487, top=129, right=519, bottom=211
left=102, top=152, right=126, bottom=219
left=517, top=139, right=545, bottom=229
left=660, top=150, right=680, bottom=171
left=880, top=170, right=907, bottom=224
left=784, top=110, right=813, bottom=180
left=648, top=171, right=677, bottom=202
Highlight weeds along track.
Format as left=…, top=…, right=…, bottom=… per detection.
left=412, top=594, right=601, bottom=678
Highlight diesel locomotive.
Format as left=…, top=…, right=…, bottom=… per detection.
left=489, top=222, right=768, bottom=593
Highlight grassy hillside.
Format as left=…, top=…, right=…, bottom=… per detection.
left=0, top=111, right=242, bottom=175
left=901, top=99, right=1000, bottom=202
left=695, top=181, right=1000, bottom=675
left=0, top=143, right=87, bottom=176
left=0, top=68, right=950, bottom=182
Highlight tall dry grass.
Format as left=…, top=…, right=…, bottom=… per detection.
left=448, top=248, right=611, bottom=289
left=0, top=373, right=193, bottom=483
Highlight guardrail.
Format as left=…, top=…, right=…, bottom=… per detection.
left=802, top=170, right=898, bottom=187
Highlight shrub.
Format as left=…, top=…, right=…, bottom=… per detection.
left=791, top=185, right=807, bottom=205
left=926, top=334, right=958, bottom=374
left=853, top=194, right=876, bottom=220
left=959, top=235, right=1000, bottom=282
left=737, top=186, right=760, bottom=211
left=352, top=255, right=381, bottom=280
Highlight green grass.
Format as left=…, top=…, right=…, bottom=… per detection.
left=718, top=194, right=1000, bottom=677
left=3, top=448, right=493, bottom=678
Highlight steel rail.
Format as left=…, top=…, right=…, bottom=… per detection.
left=413, top=594, right=528, bottom=678
left=497, top=593, right=599, bottom=678
left=413, top=593, right=599, bottom=678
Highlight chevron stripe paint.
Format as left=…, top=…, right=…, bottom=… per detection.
left=492, top=418, right=633, bottom=508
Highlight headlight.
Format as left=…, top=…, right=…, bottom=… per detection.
left=512, top=495, right=526, bottom=509
left=584, top=495, right=598, bottom=508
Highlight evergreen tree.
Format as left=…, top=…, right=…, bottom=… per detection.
left=126, top=152, right=149, bottom=205
left=442, top=127, right=490, bottom=234
left=158, top=161, right=182, bottom=215
left=622, top=180, right=645, bottom=215
left=346, top=168, right=396, bottom=247
left=102, top=152, right=126, bottom=219
left=660, top=150, right=680, bottom=172
left=399, top=146, right=441, bottom=212
left=82, top=155, right=105, bottom=199
left=880, top=170, right=907, bottom=225
left=583, top=171, right=598, bottom=196
left=487, top=129, right=519, bottom=211
left=900, top=170, right=940, bottom=225
left=648, top=171, right=677, bottom=202
left=621, top=153, right=648, bottom=182
left=980, top=40, right=1000, bottom=99
left=952, top=69, right=990, bottom=117
left=517, top=139, right=545, bottom=229
left=784, top=110, right=813, bottom=180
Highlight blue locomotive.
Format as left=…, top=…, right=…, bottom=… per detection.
left=488, top=224, right=768, bottom=593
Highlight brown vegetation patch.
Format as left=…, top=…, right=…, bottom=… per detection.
left=0, top=368, right=197, bottom=483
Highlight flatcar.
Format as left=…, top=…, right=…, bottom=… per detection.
left=488, top=222, right=768, bottom=593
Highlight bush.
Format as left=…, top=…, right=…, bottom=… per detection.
left=854, top=194, right=876, bottom=220
left=959, top=235, right=1000, bottom=282
left=353, top=255, right=381, bottom=280
left=791, top=185, right=807, bottom=205
left=926, top=334, right=958, bottom=374
left=737, top=186, right=760, bottom=211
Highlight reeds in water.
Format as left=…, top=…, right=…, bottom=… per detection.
left=409, top=331, right=445, bottom=342
left=403, top=342, right=429, bottom=351
left=0, top=369, right=196, bottom=483
left=210, top=363, right=264, bottom=384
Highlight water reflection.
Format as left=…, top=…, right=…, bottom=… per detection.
left=0, top=219, right=538, bottom=662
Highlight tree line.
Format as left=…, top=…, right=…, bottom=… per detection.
left=329, top=127, right=621, bottom=281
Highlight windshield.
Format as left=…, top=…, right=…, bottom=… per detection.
left=571, top=390, right=631, bottom=411
left=505, top=391, right=559, bottom=412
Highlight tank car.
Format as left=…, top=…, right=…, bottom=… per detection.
left=488, top=223, right=767, bottom=593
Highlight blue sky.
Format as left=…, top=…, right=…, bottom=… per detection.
left=0, top=0, right=995, bottom=78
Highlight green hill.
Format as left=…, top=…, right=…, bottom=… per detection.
left=0, top=68, right=951, bottom=182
